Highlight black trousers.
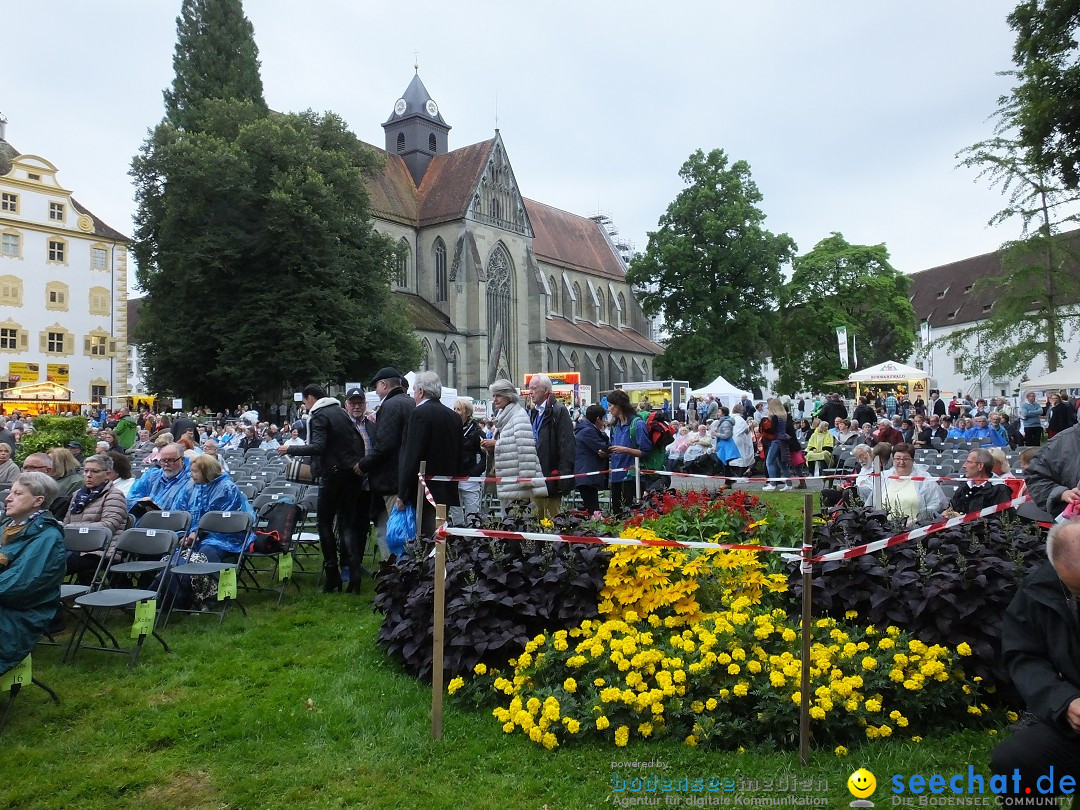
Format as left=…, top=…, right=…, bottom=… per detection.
left=1024, top=426, right=1044, bottom=447
left=991, top=719, right=1080, bottom=806
left=609, top=480, right=637, bottom=513
left=577, top=485, right=601, bottom=514
left=317, top=469, right=366, bottom=572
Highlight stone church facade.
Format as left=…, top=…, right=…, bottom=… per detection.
left=364, top=74, right=662, bottom=401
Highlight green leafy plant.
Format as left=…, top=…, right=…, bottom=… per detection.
left=17, top=414, right=90, bottom=464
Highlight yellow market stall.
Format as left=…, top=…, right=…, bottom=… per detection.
left=0, top=380, right=88, bottom=416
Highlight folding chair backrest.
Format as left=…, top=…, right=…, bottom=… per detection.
left=236, top=483, right=259, bottom=500
left=299, top=491, right=318, bottom=512
left=252, top=492, right=295, bottom=513
left=63, top=526, right=111, bottom=554
left=137, top=510, right=193, bottom=535
left=113, top=528, right=179, bottom=558
left=197, top=510, right=254, bottom=535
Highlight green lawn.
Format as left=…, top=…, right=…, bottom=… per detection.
left=3, top=567, right=1010, bottom=810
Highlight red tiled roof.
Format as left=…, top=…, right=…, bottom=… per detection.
left=909, top=230, right=1080, bottom=328
left=400, top=292, right=458, bottom=333
left=417, top=139, right=494, bottom=226
left=545, top=316, right=663, bottom=354
left=70, top=197, right=129, bottom=242
left=525, top=199, right=626, bottom=281
left=362, top=145, right=418, bottom=226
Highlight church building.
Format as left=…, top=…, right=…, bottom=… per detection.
left=364, top=74, right=663, bottom=401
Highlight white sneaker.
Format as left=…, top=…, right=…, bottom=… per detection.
left=778, top=484, right=792, bottom=492
left=762, top=484, right=777, bottom=492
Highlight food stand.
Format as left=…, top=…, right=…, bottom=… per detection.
left=837, top=360, right=934, bottom=401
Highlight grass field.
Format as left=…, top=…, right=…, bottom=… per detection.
left=0, top=493, right=1011, bottom=810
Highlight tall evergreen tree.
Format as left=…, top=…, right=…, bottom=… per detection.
left=131, top=0, right=418, bottom=407
left=163, top=0, right=267, bottom=131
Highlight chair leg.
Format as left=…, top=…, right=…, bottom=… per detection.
left=33, top=678, right=60, bottom=704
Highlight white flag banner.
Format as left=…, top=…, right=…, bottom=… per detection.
left=852, top=334, right=858, bottom=369
left=836, top=326, right=849, bottom=370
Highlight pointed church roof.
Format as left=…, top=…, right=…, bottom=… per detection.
left=364, top=146, right=419, bottom=226
left=525, top=199, right=626, bottom=281
left=417, top=139, right=495, bottom=226
left=383, top=73, right=449, bottom=128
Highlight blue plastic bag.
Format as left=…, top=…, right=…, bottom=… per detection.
left=385, top=503, right=416, bottom=556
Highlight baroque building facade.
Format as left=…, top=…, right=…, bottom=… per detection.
left=0, top=117, right=129, bottom=412
left=365, top=74, right=662, bottom=401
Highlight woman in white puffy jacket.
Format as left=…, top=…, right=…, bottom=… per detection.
left=481, top=379, right=548, bottom=512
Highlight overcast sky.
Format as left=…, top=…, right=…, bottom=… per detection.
left=5, top=1, right=1021, bottom=283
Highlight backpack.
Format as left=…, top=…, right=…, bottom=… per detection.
left=249, top=501, right=302, bottom=554
left=629, top=418, right=668, bottom=472
left=716, top=418, right=734, bottom=441
left=644, top=411, right=676, bottom=449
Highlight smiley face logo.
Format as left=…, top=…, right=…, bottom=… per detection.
left=847, top=768, right=877, bottom=799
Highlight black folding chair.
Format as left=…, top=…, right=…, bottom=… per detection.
left=237, top=500, right=304, bottom=604
left=162, top=511, right=254, bottom=627
left=40, top=527, right=113, bottom=647
left=0, top=655, right=60, bottom=735
left=65, top=528, right=179, bottom=669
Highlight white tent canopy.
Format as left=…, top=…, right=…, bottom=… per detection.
left=845, top=360, right=928, bottom=383
left=693, top=374, right=750, bottom=409
left=1019, top=365, right=1080, bottom=391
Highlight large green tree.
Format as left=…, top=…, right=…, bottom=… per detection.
left=131, top=0, right=419, bottom=407
left=1006, top=0, right=1080, bottom=188
left=626, top=149, right=796, bottom=389
left=772, top=233, right=916, bottom=393
left=938, top=134, right=1080, bottom=380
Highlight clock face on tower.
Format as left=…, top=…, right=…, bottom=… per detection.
left=394, top=99, right=407, bottom=116
left=425, top=99, right=439, bottom=117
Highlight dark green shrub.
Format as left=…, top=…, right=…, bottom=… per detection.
left=793, top=506, right=1045, bottom=690
left=374, top=509, right=610, bottom=681
left=17, top=414, right=91, bottom=464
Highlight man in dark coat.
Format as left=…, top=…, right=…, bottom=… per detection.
left=279, top=384, right=365, bottom=591
left=944, top=450, right=1012, bottom=517
left=1026, top=424, right=1080, bottom=518
left=852, top=397, right=877, bottom=429
left=991, top=521, right=1080, bottom=804
left=359, top=367, right=415, bottom=557
left=929, top=390, right=948, bottom=418
left=396, top=371, right=462, bottom=538
left=527, top=374, right=576, bottom=519
left=817, top=394, right=848, bottom=428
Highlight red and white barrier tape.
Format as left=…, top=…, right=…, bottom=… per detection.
left=426, top=466, right=636, bottom=484
left=420, top=476, right=437, bottom=508
left=433, top=525, right=803, bottom=553
left=810, top=494, right=1030, bottom=563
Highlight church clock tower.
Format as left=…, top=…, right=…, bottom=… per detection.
left=382, top=73, right=451, bottom=186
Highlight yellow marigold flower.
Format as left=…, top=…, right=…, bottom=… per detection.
left=791, top=691, right=801, bottom=705
left=912, top=735, right=923, bottom=743
left=903, top=680, right=920, bottom=691
left=691, top=700, right=705, bottom=713
left=747, top=660, right=762, bottom=674
left=1007, top=710, right=1019, bottom=723
left=897, top=716, right=909, bottom=727
left=553, top=638, right=568, bottom=652
left=566, top=655, right=587, bottom=668
left=673, top=670, right=686, bottom=684
left=835, top=745, right=849, bottom=757
left=542, top=732, right=558, bottom=749
left=705, top=697, right=718, bottom=711
left=866, top=726, right=879, bottom=740
left=502, top=721, right=515, bottom=733
left=844, top=610, right=858, bottom=619
left=529, top=726, right=543, bottom=742
left=727, top=663, right=741, bottom=676
left=517, top=652, right=533, bottom=668
left=526, top=697, right=541, bottom=713
left=862, top=656, right=878, bottom=671
left=717, top=652, right=732, bottom=665
left=878, top=638, right=895, bottom=650
left=886, top=626, right=901, bottom=637
left=731, top=647, right=746, bottom=661
left=564, top=718, right=581, bottom=734
left=988, top=729, right=998, bottom=736
left=685, top=735, right=698, bottom=747
left=447, top=677, right=465, bottom=695
left=865, top=698, right=882, bottom=713
left=733, top=682, right=749, bottom=697
left=638, top=722, right=654, bottom=737
left=719, top=688, right=731, bottom=700
left=563, top=678, right=577, bottom=693
left=967, top=705, right=983, bottom=716
left=809, top=706, right=826, bottom=720
left=596, top=715, right=610, bottom=730
left=614, top=725, right=630, bottom=747
left=956, top=642, right=972, bottom=657
left=770, top=671, right=786, bottom=688
left=879, top=723, right=893, bottom=737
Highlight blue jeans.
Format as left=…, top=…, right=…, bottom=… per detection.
left=765, top=441, right=790, bottom=482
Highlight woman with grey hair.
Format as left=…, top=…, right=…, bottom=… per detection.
left=63, top=453, right=129, bottom=582
left=0, top=472, right=65, bottom=674
left=0, top=442, right=19, bottom=486
left=480, top=379, right=547, bottom=511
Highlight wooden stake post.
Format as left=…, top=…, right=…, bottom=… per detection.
left=431, top=503, right=447, bottom=740
left=414, top=461, right=427, bottom=542
left=799, top=493, right=814, bottom=766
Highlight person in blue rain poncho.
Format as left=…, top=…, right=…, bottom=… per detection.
left=125, top=442, right=194, bottom=512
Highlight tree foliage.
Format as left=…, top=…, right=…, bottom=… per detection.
left=131, top=0, right=419, bottom=407
left=939, top=133, right=1080, bottom=379
left=772, top=233, right=916, bottom=393
left=1006, top=0, right=1080, bottom=188
left=164, top=0, right=267, bottom=131
left=626, top=149, right=796, bottom=389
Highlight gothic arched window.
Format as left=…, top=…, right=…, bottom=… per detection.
left=617, top=292, right=626, bottom=326
left=396, top=239, right=410, bottom=289
left=548, top=276, right=558, bottom=315
left=434, top=238, right=448, bottom=302
left=396, top=132, right=405, bottom=153
left=486, top=244, right=514, bottom=377
left=572, top=282, right=583, bottom=319
left=428, top=133, right=437, bottom=152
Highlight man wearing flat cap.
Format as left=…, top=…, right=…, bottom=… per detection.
left=358, top=367, right=415, bottom=558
